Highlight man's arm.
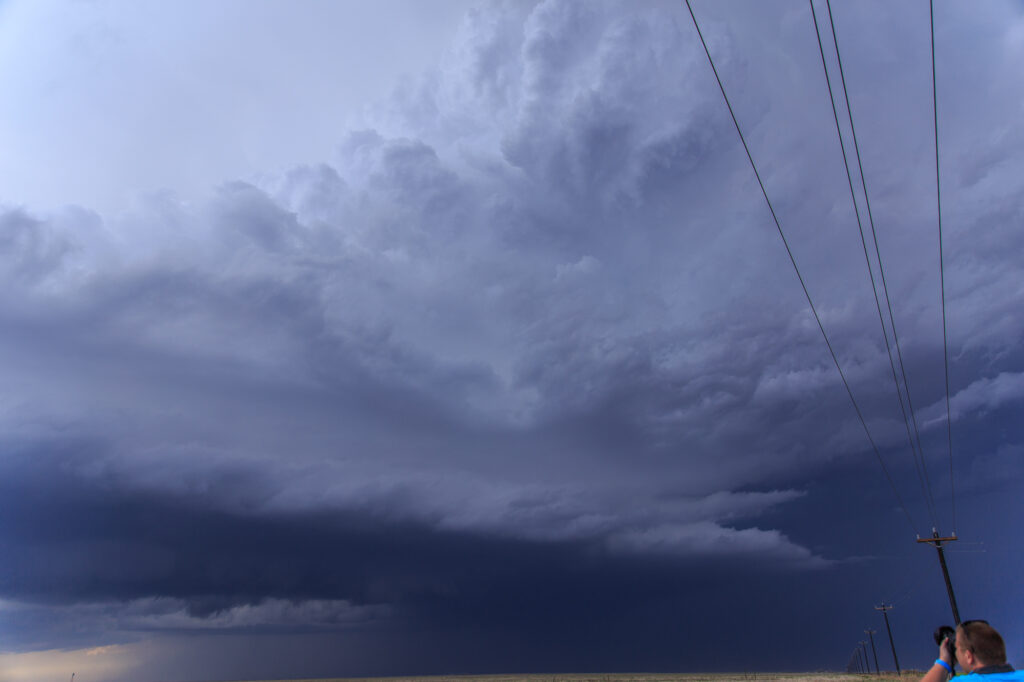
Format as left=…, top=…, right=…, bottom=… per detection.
left=920, top=639, right=956, bottom=682
left=920, top=660, right=953, bottom=682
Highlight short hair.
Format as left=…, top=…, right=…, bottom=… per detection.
left=958, top=621, right=1006, bottom=665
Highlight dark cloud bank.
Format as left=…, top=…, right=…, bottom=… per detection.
left=1, top=1, right=1023, bottom=680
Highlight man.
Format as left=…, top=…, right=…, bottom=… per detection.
left=922, top=621, right=1024, bottom=682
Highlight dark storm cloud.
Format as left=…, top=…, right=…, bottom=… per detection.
left=1, top=0, right=1023, bottom=677
left=0, top=0, right=845, bottom=567
left=0, top=0, right=1017, bottom=572
left=0, top=444, right=822, bottom=660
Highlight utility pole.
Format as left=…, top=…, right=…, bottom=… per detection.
left=917, top=529, right=961, bottom=624
left=876, top=604, right=901, bottom=676
left=855, top=647, right=866, bottom=673
left=865, top=628, right=881, bottom=676
left=860, top=641, right=871, bottom=675
left=848, top=649, right=861, bottom=673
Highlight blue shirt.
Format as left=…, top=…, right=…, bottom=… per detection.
left=966, top=665, right=1024, bottom=682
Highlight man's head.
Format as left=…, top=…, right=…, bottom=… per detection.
left=955, top=620, right=1006, bottom=671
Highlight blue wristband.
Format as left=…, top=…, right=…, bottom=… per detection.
left=935, top=659, right=953, bottom=673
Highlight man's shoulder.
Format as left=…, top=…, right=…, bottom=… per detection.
left=967, top=671, right=1024, bottom=681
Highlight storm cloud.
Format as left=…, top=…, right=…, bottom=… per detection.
left=1, top=1, right=1023, bottom=680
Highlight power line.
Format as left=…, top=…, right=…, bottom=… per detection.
left=683, top=0, right=918, bottom=535
left=882, top=576, right=922, bottom=607
left=816, top=1, right=966, bottom=624
left=819, top=0, right=940, bottom=529
left=930, top=0, right=957, bottom=536
left=809, top=0, right=937, bottom=530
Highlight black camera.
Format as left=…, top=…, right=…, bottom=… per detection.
left=934, top=625, right=957, bottom=661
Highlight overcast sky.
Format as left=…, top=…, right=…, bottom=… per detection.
left=1, top=1, right=1023, bottom=681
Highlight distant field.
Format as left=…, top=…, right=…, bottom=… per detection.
left=233, top=673, right=911, bottom=682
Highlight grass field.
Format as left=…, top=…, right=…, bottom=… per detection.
left=232, top=673, right=915, bottom=682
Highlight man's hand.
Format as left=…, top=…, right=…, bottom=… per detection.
left=939, top=636, right=956, bottom=667
left=921, top=636, right=957, bottom=682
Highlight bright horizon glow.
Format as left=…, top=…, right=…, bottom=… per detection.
left=0, top=643, right=141, bottom=682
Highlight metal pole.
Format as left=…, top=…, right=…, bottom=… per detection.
left=877, top=604, right=901, bottom=676
left=866, top=629, right=881, bottom=676
left=917, top=530, right=961, bottom=625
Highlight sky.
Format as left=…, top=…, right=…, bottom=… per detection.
left=1, top=1, right=1023, bottom=681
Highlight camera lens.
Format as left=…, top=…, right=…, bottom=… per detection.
left=934, top=625, right=956, bottom=647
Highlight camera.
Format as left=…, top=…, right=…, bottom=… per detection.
left=934, top=625, right=956, bottom=647
left=934, top=625, right=957, bottom=663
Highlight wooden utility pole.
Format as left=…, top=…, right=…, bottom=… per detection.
left=849, top=649, right=862, bottom=673
left=865, top=628, right=881, bottom=676
left=917, top=530, right=961, bottom=624
left=860, top=641, right=872, bottom=675
left=876, top=604, right=901, bottom=676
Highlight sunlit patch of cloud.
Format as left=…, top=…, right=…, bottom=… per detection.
left=0, top=643, right=143, bottom=682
